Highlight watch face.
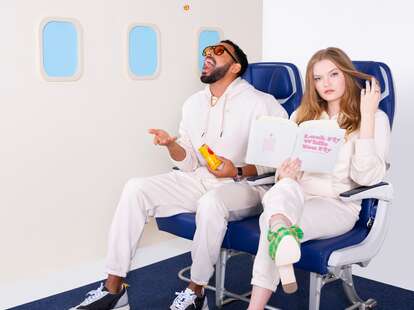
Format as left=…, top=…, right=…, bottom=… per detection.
left=238, top=167, right=243, bottom=176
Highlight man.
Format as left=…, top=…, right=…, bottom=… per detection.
left=70, top=40, right=287, bottom=310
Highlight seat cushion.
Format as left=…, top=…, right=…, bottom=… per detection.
left=156, top=213, right=369, bottom=275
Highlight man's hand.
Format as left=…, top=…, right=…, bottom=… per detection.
left=148, top=129, right=177, bottom=146
left=148, top=128, right=186, bottom=161
left=207, top=156, right=237, bottom=178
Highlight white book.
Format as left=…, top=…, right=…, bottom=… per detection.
left=245, top=116, right=346, bottom=173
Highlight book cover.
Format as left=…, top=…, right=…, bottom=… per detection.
left=245, top=116, right=345, bottom=173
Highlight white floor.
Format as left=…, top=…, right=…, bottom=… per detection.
left=1, top=219, right=192, bottom=310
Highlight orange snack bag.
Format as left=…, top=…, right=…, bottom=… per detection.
left=198, top=144, right=222, bottom=170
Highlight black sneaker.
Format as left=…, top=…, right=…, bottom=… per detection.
left=170, top=288, right=208, bottom=310
left=69, top=283, right=129, bottom=310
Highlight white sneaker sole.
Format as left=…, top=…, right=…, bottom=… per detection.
left=169, top=296, right=209, bottom=310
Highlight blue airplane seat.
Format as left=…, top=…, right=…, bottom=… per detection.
left=243, top=62, right=303, bottom=115
left=156, top=61, right=394, bottom=310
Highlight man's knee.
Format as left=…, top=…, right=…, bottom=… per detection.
left=123, top=177, right=147, bottom=196
left=117, top=177, right=150, bottom=214
left=196, top=190, right=228, bottom=221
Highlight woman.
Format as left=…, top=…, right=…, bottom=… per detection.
left=247, top=47, right=391, bottom=309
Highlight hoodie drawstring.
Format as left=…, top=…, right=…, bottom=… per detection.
left=219, top=95, right=227, bottom=137
left=201, top=94, right=227, bottom=139
left=201, top=106, right=210, bottom=138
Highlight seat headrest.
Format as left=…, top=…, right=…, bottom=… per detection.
left=353, top=61, right=395, bottom=127
left=243, top=63, right=293, bottom=101
left=243, top=62, right=303, bottom=115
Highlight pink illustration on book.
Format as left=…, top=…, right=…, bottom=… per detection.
left=302, top=134, right=341, bottom=154
left=262, top=134, right=276, bottom=152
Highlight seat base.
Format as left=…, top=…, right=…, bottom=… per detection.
left=177, top=250, right=281, bottom=310
left=172, top=248, right=377, bottom=310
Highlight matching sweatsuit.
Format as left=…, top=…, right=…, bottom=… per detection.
left=106, top=77, right=390, bottom=292
left=251, top=110, right=391, bottom=291
left=105, top=78, right=288, bottom=285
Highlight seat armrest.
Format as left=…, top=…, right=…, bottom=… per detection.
left=328, top=198, right=391, bottom=268
left=339, top=182, right=393, bottom=202
left=247, top=172, right=275, bottom=186
left=329, top=182, right=394, bottom=267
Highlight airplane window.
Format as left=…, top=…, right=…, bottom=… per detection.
left=129, top=25, right=159, bottom=78
left=41, top=19, right=81, bottom=80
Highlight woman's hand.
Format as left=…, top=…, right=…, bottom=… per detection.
left=359, top=78, right=381, bottom=139
left=277, top=158, right=302, bottom=181
left=207, top=156, right=237, bottom=178
left=360, top=78, right=381, bottom=116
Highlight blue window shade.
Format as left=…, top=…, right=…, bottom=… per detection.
left=42, top=21, right=79, bottom=77
left=129, top=26, right=158, bottom=77
left=198, top=30, right=221, bottom=71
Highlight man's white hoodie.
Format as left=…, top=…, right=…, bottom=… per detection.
left=170, top=77, right=287, bottom=189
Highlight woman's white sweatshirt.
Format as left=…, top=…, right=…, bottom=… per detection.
left=294, top=110, right=391, bottom=216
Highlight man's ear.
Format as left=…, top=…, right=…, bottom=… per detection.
left=230, top=63, right=242, bottom=75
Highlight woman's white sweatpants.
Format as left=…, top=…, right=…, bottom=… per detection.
left=251, top=178, right=358, bottom=292
left=106, top=169, right=265, bottom=285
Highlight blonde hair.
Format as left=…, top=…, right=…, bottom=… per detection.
left=295, top=47, right=374, bottom=136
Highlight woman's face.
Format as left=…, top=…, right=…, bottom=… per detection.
left=313, top=59, right=346, bottom=103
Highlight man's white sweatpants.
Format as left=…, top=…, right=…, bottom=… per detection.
left=251, top=178, right=359, bottom=292
left=106, top=169, right=265, bottom=285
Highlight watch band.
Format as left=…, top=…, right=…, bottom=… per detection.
left=237, top=167, right=243, bottom=176
left=233, top=167, right=244, bottom=182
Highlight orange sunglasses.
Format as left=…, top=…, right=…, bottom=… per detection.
left=202, top=44, right=239, bottom=63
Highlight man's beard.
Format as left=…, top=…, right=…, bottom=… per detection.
left=200, top=62, right=232, bottom=84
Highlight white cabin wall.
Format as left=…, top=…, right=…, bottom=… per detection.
left=0, top=0, right=262, bottom=289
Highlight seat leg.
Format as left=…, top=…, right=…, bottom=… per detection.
left=342, top=265, right=377, bottom=309
left=309, top=272, right=323, bottom=310
left=215, top=249, right=228, bottom=308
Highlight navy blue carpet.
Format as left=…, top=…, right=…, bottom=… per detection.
left=9, top=252, right=414, bottom=310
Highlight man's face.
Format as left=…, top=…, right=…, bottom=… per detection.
left=200, top=43, right=237, bottom=84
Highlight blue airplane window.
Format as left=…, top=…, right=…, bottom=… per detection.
left=129, top=25, right=158, bottom=77
left=42, top=21, right=79, bottom=78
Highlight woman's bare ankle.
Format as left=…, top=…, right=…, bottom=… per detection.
left=269, top=214, right=292, bottom=230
